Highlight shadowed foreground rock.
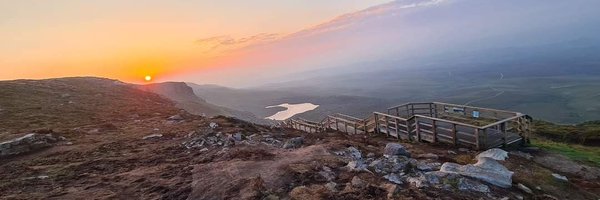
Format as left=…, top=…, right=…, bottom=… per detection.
left=0, top=133, right=58, bottom=157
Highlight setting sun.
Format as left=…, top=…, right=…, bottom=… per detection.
left=144, top=75, right=152, bottom=82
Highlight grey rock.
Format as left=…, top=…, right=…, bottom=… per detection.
left=209, top=122, right=219, bottom=129
left=407, top=174, right=428, bottom=188
left=551, top=173, right=568, bottom=182
left=0, top=133, right=58, bottom=157
left=417, top=162, right=442, bottom=172
left=458, top=178, right=490, bottom=193
left=233, top=133, right=243, bottom=141
left=351, top=176, right=367, bottom=188
left=366, top=153, right=375, bottom=158
left=369, top=156, right=409, bottom=174
left=517, top=183, right=533, bottom=194
left=424, top=171, right=447, bottom=185
left=347, top=147, right=362, bottom=160
left=168, top=115, right=184, bottom=121
left=515, top=195, right=524, bottom=200
left=448, top=150, right=457, bottom=155
left=142, top=134, right=163, bottom=140
left=383, top=143, right=411, bottom=158
left=383, top=173, right=404, bottom=185
left=416, top=153, right=439, bottom=160
left=319, top=166, right=336, bottom=181
left=325, top=182, right=337, bottom=192
left=347, top=160, right=368, bottom=171
left=283, top=137, right=304, bottom=149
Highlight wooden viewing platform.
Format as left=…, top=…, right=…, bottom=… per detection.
left=285, top=102, right=532, bottom=150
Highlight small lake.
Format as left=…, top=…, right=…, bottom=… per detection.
left=265, top=103, right=319, bottom=121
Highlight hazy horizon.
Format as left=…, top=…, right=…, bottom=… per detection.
left=3, top=0, right=600, bottom=87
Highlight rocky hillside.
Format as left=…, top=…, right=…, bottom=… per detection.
left=0, top=77, right=178, bottom=140
left=140, top=82, right=272, bottom=125
left=0, top=77, right=599, bottom=199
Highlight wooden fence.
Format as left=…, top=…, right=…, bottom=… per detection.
left=285, top=102, right=531, bottom=150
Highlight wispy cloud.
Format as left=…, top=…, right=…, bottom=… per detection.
left=194, top=0, right=446, bottom=55
left=290, top=0, right=448, bottom=38
left=195, top=33, right=280, bottom=53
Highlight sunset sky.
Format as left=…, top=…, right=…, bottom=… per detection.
left=3, top=0, right=598, bottom=87
left=1, top=0, right=389, bottom=83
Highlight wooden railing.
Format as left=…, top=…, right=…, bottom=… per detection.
left=285, top=102, right=531, bottom=150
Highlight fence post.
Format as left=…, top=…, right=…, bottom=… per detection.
left=415, top=116, right=421, bottom=142
left=406, top=119, right=412, bottom=141
left=363, top=120, right=368, bottom=135
left=501, top=122, right=507, bottom=147
left=384, top=115, right=390, bottom=137
left=432, top=120, right=437, bottom=143
left=344, top=121, right=348, bottom=134
left=452, top=124, right=457, bottom=146
left=394, top=118, right=400, bottom=140
left=475, top=128, right=481, bottom=150
left=374, top=114, right=379, bottom=135
left=429, top=103, right=433, bottom=117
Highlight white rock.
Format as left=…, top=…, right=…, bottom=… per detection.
left=477, top=148, right=508, bottom=161
left=142, top=134, right=163, bottom=140
left=551, top=173, right=568, bottom=182
left=209, top=122, right=219, bottom=129
left=440, top=154, right=514, bottom=188
left=517, top=183, right=533, bottom=194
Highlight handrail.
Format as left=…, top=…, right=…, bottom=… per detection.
left=480, top=113, right=526, bottom=129
left=387, top=102, right=433, bottom=110
left=413, top=114, right=481, bottom=129
left=332, top=113, right=364, bottom=121
left=432, top=102, right=521, bottom=116
left=373, top=112, right=409, bottom=121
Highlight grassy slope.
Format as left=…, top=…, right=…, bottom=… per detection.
left=531, top=120, right=600, bottom=167
left=532, top=139, right=600, bottom=167
left=533, top=120, right=600, bottom=144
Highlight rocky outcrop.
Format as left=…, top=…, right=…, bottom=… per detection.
left=0, top=133, right=58, bottom=157
left=283, top=137, right=304, bottom=149
left=440, top=148, right=514, bottom=188
left=383, top=143, right=411, bottom=158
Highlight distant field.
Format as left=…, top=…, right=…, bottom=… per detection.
left=264, top=71, right=600, bottom=124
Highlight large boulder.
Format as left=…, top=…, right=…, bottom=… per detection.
left=0, top=133, right=58, bottom=157
left=440, top=148, right=514, bottom=188
left=383, top=143, right=411, bottom=158
left=283, top=137, right=304, bottom=149
left=369, top=156, right=410, bottom=174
